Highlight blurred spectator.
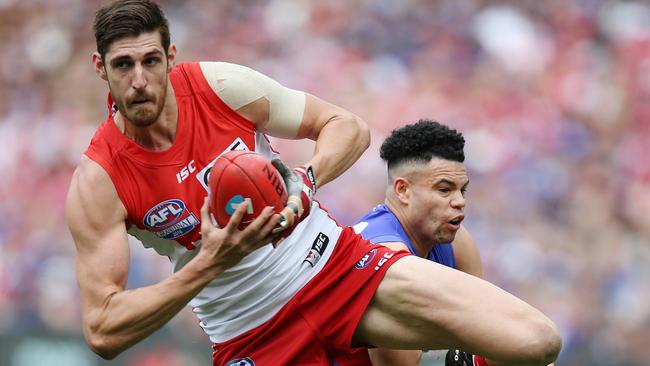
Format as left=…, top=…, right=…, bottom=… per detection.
left=0, top=1, right=649, bottom=365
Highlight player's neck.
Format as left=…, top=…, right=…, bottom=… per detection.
left=403, top=227, right=431, bottom=258
left=115, top=84, right=178, bottom=151
left=385, top=199, right=431, bottom=258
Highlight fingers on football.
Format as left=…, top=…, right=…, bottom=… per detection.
left=272, top=206, right=296, bottom=234
left=244, top=206, right=271, bottom=231
left=223, top=200, right=248, bottom=232
left=200, top=197, right=212, bottom=233
left=244, top=206, right=279, bottom=239
left=287, top=195, right=304, bottom=217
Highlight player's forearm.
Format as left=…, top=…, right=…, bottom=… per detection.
left=84, top=257, right=218, bottom=359
left=306, top=113, right=369, bottom=187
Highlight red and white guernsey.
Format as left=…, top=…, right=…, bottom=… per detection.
left=85, top=63, right=340, bottom=343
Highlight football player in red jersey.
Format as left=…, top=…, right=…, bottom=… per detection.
left=66, top=1, right=561, bottom=365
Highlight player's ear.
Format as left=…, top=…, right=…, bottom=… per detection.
left=166, top=43, right=177, bottom=72
left=92, top=52, right=108, bottom=81
left=393, top=177, right=410, bottom=205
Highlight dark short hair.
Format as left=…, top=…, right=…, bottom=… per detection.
left=380, top=119, right=465, bottom=171
left=93, top=0, right=170, bottom=59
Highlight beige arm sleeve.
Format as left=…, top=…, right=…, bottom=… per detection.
left=199, top=61, right=306, bottom=138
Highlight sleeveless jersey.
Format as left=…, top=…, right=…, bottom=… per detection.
left=353, top=204, right=456, bottom=268
left=84, top=62, right=341, bottom=343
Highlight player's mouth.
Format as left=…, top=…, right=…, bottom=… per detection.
left=447, top=215, right=464, bottom=230
left=129, top=93, right=153, bottom=106
left=131, top=98, right=150, bottom=106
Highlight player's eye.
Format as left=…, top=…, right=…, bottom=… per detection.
left=113, top=60, right=132, bottom=69
left=144, top=57, right=158, bottom=66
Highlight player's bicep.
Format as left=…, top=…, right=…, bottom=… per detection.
left=293, top=93, right=356, bottom=141
left=199, top=61, right=305, bottom=138
left=66, top=158, right=131, bottom=314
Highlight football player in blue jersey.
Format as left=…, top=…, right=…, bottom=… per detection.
left=351, top=119, right=488, bottom=366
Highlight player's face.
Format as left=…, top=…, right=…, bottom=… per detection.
left=406, top=158, right=468, bottom=245
left=98, top=32, right=174, bottom=127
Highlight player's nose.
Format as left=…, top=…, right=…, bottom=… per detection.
left=450, top=191, right=465, bottom=209
left=131, top=63, right=147, bottom=90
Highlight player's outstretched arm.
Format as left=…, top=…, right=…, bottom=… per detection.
left=355, top=256, right=562, bottom=366
left=66, top=156, right=278, bottom=359
left=367, top=230, right=491, bottom=366
left=363, top=242, right=422, bottom=365
left=199, top=61, right=370, bottom=189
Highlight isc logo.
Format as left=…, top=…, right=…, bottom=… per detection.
left=374, top=252, right=395, bottom=271
left=176, top=160, right=196, bottom=184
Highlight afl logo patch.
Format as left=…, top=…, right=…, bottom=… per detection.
left=226, top=358, right=255, bottom=366
left=355, top=248, right=377, bottom=269
left=143, top=199, right=199, bottom=239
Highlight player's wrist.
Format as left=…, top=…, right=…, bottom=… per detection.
left=191, top=248, right=229, bottom=280
left=294, top=165, right=316, bottom=219
left=294, top=165, right=316, bottom=193
left=270, top=159, right=315, bottom=236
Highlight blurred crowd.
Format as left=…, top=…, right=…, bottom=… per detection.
left=1, top=0, right=650, bottom=365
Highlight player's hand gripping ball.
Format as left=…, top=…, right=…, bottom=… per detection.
left=208, top=150, right=288, bottom=229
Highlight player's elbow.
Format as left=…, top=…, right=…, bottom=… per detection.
left=346, top=113, right=370, bottom=164
left=85, top=333, right=120, bottom=360
left=84, top=324, right=125, bottom=360
left=487, top=311, right=562, bottom=365
left=518, top=316, right=562, bottom=365
left=353, top=114, right=371, bottom=152
left=535, top=322, right=562, bottom=365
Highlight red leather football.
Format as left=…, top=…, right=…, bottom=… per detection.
left=208, top=150, right=287, bottom=229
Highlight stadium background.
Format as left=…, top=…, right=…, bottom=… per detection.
left=1, top=0, right=650, bottom=365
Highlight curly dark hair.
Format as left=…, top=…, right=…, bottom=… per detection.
left=380, top=119, right=465, bottom=170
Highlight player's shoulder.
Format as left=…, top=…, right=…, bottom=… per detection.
left=198, top=61, right=260, bottom=78
left=70, top=155, right=119, bottom=200
left=356, top=204, right=394, bottom=225
left=67, top=155, right=126, bottom=227
left=67, top=162, right=129, bottom=246
left=76, top=155, right=111, bottom=181
left=354, top=204, right=407, bottom=243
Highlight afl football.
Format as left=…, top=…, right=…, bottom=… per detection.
left=208, top=150, right=287, bottom=229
